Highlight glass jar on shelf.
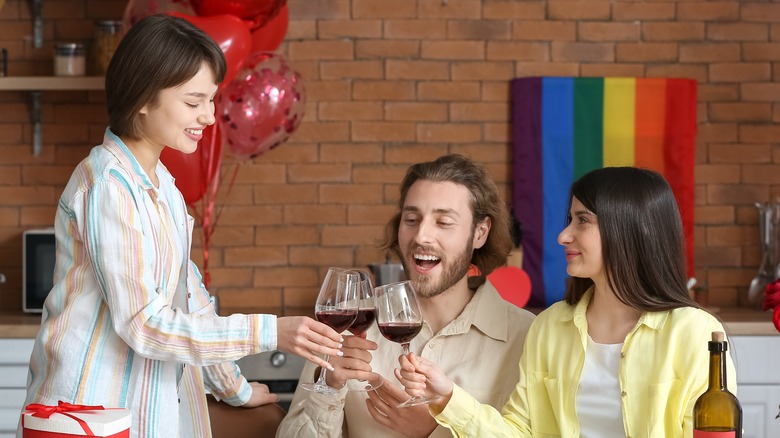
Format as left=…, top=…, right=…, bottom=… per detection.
left=94, top=20, right=123, bottom=75
left=54, top=43, right=86, bottom=76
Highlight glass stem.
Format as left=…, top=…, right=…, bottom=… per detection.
left=315, top=354, right=330, bottom=386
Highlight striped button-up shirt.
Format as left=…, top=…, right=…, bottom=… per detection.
left=21, top=129, right=277, bottom=438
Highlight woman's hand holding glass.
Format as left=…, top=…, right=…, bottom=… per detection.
left=276, top=316, right=344, bottom=372
left=299, top=267, right=359, bottom=394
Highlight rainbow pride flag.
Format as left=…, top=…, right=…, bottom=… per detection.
left=512, top=77, right=696, bottom=308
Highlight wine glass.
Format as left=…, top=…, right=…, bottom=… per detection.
left=300, top=267, right=359, bottom=394
left=374, top=280, right=434, bottom=407
left=346, top=269, right=383, bottom=391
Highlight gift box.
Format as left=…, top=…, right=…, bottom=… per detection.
left=22, top=401, right=130, bottom=438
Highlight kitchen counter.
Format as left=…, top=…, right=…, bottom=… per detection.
left=1, top=307, right=778, bottom=338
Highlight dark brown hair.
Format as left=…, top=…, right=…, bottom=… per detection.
left=380, top=154, right=513, bottom=287
left=105, top=14, right=226, bottom=139
left=564, top=167, right=698, bottom=311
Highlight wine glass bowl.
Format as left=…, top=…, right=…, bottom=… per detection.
left=374, top=280, right=433, bottom=407
left=346, top=269, right=383, bottom=391
left=300, top=267, right=359, bottom=394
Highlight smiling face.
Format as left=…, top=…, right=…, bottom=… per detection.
left=558, top=196, right=605, bottom=283
left=138, top=62, right=218, bottom=154
left=397, top=180, right=489, bottom=298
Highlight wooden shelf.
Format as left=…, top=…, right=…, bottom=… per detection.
left=0, top=76, right=104, bottom=90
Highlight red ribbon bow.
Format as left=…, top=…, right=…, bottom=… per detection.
left=762, top=280, right=780, bottom=333
left=25, top=401, right=104, bottom=436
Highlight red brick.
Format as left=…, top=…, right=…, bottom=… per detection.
left=645, top=64, right=708, bottom=83
left=352, top=164, right=409, bottom=184
left=698, top=84, right=740, bottom=102
left=288, top=163, right=352, bottom=183
left=580, top=64, right=645, bottom=77
left=352, top=0, right=416, bottom=18
left=355, top=40, right=420, bottom=59
left=697, top=123, right=739, bottom=143
left=739, top=124, right=780, bottom=143
left=284, top=205, right=347, bottom=225
left=292, top=122, right=350, bottom=143
left=320, top=61, right=384, bottom=79
left=579, top=22, right=641, bottom=42
left=318, top=101, right=383, bottom=121
left=419, top=0, right=481, bottom=19
left=416, top=123, right=482, bottom=143
left=322, top=224, right=384, bottom=246
left=0, top=186, right=55, bottom=205
left=21, top=165, right=73, bottom=185
left=512, top=21, right=577, bottom=41
left=288, top=0, right=351, bottom=19
left=695, top=165, right=741, bottom=184
left=484, top=123, right=511, bottom=143
left=384, top=20, right=447, bottom=39
left=289, top=246, right=355, bottom=267
left=548, top=2, right=610, bottom=20
left=210, top=227, right=255, bottom=247
left=352, top=122, right=416, bottom=142
left=709, top=143, right=771, bottom=163
left=695, top=205, right=736, bottom=225
left=710, top=63, right=771, bottom=83
left=384, top=102, right=448, bottom=122
left=742, top=83, right=780, bottom=102
left=386, top=60, right=450, bottom=80
left=694, top=247, right=741, bottom=267
left=353, top=80, right=416, bottom=101
left=253, top=184, right=318, bottom=205
left=421, top=41, right=485, bottom=60
left=612, top=3, right=675, bottom=21
left=383, top=144, right=449, bottom=164
left=252, top=267, right=320, bottom=287
left=552, top=42, right=615, bottom=62
left=744, top=43, right=780, bottom=62
left=320, top=184, right=383, bottom=204
left=321, top=143, right=384, bottom=163
left=255, top=225, right=320, bottom=246
left=707, top=23, right=769, bottom=42
left=743, top=165, right=780, bottom=184
left=348, top=205, right=397, bottom=225
left=447, top=20, right=512, bottom=40
left=219, top=206, right=283, bottom=226
left=483, top=1, right=546, bottom=20
left=615, top=43, right=678, bottom=63
left=288, top=41, right=354, bottom=61
left=209, top=267, right=253, bottom=288
left=706, top=226, right=756, bottom=247
left=219, top=288, right=283, bottom=309
left=233, top=164, right=286, bottom=184
left=318, top=20, right=382, bottom=39
left=486, top=42, right=549, bottom=61
left=707, top=184, right=769, bottom=205
left=677, top=3, right=740, bottom=21
left=286, top=20, right=318, bottom=40
left=0, top=208, right=20, bottom=227
left=515, top=62, right=580, bottom=77
left=20, top=206, right=56, bottom=227
left=305, top=80, right=352, bottom=102
left=418, top=81, right=481, bottom=101
left=224, top=246, right=288, bottom=267
left=709, top=103, right=771, bottom=122
left=642, top=23, right=705, bottom=42
left=742, top=3, right=780, bottom=23
left=482, top=82, right=511, bottom=101
left=451, top=103, right=509, bottom=122
left=451, top=61, right=514, bottom=80
left=679, top=43, right=741, bottom=63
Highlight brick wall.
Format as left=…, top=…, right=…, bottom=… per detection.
left=0, top=0, right=776, bottom=314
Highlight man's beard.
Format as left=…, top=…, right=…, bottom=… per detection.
left=403, top=238, right=474, bottom=298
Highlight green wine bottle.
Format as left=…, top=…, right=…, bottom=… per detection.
left=693, top=331, right=742, bottom=437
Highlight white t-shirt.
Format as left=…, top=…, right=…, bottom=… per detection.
left=576, top=336, right=626, bottom=437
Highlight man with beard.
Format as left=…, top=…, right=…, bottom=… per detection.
left=276, top=154, right=535, bottom=438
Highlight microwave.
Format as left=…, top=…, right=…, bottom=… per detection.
left=23, top=227, right=55, bottom=313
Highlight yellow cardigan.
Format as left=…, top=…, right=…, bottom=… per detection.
left=435, top=288, right=737, bottom=437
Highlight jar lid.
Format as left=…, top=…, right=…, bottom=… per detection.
left=95, top=20, right=123, bottom=31
left=55, top=42, right=85, bottom=55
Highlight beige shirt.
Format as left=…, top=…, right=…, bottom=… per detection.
left=276, top=281, right=535, bottom=438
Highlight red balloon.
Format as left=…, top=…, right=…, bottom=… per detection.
left=487, top=266, right=532, bottom=308
left=160, top=125, right=222, bottom=204
left=195, top=0, right=286, bottom=28
left=218, top=52, right=305, bottom=160
left=123, top=0, right=196, bottom=29
left=249, top=4, right=288, bottom=52
left=167, top=12, right=252, bottom=85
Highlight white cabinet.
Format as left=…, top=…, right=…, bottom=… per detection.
left=731, top=335, right=780, bottom=438
left=0, top=339, right=33, bottom=438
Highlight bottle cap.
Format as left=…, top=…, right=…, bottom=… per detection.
left=711, top=331, right=725, bottom=342
left=708, top=331, right=727, bottom=352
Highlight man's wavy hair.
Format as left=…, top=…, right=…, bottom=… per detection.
left=379, top=154, right=513, bottom=288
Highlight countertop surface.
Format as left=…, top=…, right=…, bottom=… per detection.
left=1, top=306, right=778, bottom=338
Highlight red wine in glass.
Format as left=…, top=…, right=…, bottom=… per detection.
left=378, top=322, right=422, bottom=344
left=348, top=308, right=376, bottom=336
left=316, top=310, right=357, bottom=333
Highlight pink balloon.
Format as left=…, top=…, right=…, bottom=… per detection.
left=218, top=52, right=305, bottom=160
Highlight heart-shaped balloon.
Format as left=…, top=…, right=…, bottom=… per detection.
left=194, top=0, right=286, bottom=28
left=167, top=12, right=252, bottom=86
